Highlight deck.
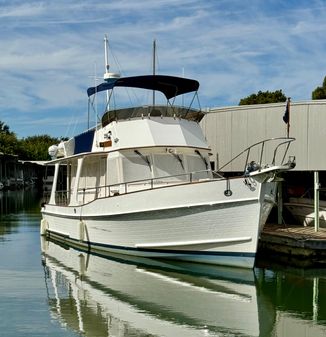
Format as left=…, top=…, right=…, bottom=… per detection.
left=257, top=223, right=326, bottom=267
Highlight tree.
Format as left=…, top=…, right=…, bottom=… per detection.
left=0, top=121, right=13, bottom=135
left=0, top=120, right=64, bottom=160
left=0, top=120, right=19, bottom=155
left=0, top=132, right=19, bottom=155
left=18, top=135, right=63, bottom=161
left=239, top=90, right=287, bottom=105
left=312, top=76, right=326, bottom=99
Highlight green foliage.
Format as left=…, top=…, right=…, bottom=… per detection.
left=0, top=121, right=19, bottom=155
left=312, top=76, right=326, bottom=99
left=239, top=90, right=287, bottom=105
left=0, top=120, right=63, bottom=160
left=0, top=132, right=19, bottom=155
left=18, top=135, right=63, bottom=161
left=0, top=121, right=11, bottom=135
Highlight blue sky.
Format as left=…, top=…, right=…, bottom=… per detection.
left=1, top=0, right=326, bottom=138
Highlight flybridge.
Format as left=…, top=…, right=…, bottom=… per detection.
left=101, top=105, right=205, bottom=125
left=87, top=75, right=200, bottom=99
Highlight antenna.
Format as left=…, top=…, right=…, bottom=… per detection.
left=103, top=35, right=120, bottom=82
left=182, top=67, right=185, bottom=106
left=104, top=34, right=110, bottom=74
left=104, top=34, right=110, bottom=103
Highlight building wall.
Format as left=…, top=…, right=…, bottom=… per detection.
left=201, top=100, right=326, bottom=171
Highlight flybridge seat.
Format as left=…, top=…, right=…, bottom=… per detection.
left=101, top=105, right=205, bottom=126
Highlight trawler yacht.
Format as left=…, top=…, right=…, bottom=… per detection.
left=40, top=39, right=295, bottom=268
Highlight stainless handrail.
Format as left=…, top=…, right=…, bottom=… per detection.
left=44, top=169, right=214, bottom=205
left=218, top=137, right=295, bottom=172
left=77, top=169, right=212, bottom=196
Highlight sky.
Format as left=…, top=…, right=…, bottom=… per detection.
left=1, top=0, right=326, bottom=139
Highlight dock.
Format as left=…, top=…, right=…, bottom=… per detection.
left=0, top=152, right=43, bottom=190
left=257, top=224, right=326, bottom=267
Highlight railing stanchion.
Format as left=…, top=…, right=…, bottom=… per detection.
left=259, top=141, right=265, bottom=166
left=244, top=149, right=250, bottom=172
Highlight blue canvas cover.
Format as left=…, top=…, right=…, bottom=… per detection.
left=87, top=75, right=199, bottom=99
left=74, top=129, right=95, bottom=154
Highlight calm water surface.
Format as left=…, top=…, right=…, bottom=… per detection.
left=1, top=190, right=326, bottom=337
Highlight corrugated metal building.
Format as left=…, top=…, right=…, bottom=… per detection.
left=201, top=100, right=326, bottom=172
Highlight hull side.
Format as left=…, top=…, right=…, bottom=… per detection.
left=284, top=198, right=326, bottom=227
left=41, top=179, right=270, bottom=269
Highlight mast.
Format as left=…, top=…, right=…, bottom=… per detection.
left=103, top=34, right=120, bottom=109
left=152, top=39, right=156, bottom=107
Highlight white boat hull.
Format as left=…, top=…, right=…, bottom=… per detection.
left=284, top=197, right=326, bottom=228
left=42, top=178, right=277, bottom=269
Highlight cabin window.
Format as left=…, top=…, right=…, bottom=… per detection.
left=187, top=155, right=206, bottom=172
left=55, top=164, right=67, bottom=192
left=121, top=154, right=152, bottom=182
left=70, top=161, right=78, bottom=194
left=153, top=154, right=185, bottom=181
left=43, top=165, right=55, bottom=192
left=79, top=158, right=95, bottom=189
left=51, top=163, right=68, bottom=205
left=107, top=157, right=120, bottom=185
left=78, top=156, right=106, bottom=202
left=186, top=154, right=212, bottom=180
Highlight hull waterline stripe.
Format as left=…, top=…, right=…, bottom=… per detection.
left=46, top=230, right=255, bottom=258
left=135, top=237, right=252, bottom=248
left=48, top=229, right=70, bottom=238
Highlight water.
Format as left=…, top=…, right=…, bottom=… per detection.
left=1, top=191, right=326, bottom=337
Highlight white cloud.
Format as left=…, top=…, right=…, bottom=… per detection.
left=1, top=0, right=326, bottom=137
left=0, top=2, right=45, bottom=18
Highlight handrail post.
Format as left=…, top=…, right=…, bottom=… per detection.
left=314, top=171, right=320, bottom=232
left=244, top=149, right=250, bottom=172
left=277, top=181, right=283, bottom=225
left=259, top=141, right=265, bottom=166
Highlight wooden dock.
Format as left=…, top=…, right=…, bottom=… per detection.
left=257, top=224, right=326, bottom=267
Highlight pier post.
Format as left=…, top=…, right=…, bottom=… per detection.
left=314, top=171, right=320, bottom=232
left=277, top=181, right=283, bottom=225
left=313, top=277, right=319, bottom=322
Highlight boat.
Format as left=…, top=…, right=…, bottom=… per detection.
left=41, top=237, right=264, bottom=337
left=40, top=37, right=295, bottom=269
left=284, top=197, right=326, bottom=227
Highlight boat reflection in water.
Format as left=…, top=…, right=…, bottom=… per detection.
left=41, top=238, right=326, bottom=337
left=41, top=237, right=261, bottom=337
